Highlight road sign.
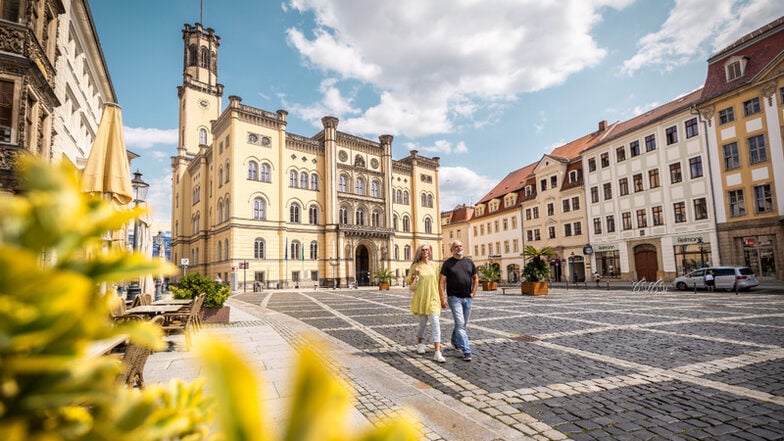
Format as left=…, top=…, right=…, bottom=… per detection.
left=181, top=258, right=189, bottom=266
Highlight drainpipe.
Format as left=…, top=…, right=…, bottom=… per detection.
left=691, top=105, right=720, bottom=263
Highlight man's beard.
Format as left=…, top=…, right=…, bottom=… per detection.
left=454, top=250, right=464, bottom=257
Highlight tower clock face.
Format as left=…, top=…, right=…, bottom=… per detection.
left=198, top=99, right=209, bottom=109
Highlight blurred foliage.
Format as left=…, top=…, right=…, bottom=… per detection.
left=171, top=273, right=229, bottom=308
left=0, top=158, right=421, bottom=441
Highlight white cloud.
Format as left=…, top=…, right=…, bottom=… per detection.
left=621, top=0, right=780, bottom=75
left=123, top=127, right=178, bottom=148
left=144, top=172, right=172, bottom=225
left=285, top=0, right=632, bottom=137
left=439, top=166, right=497, bottom=210
left=405, top=139, right=469, bottom=156
left=630, top=101, right=660, bottom=117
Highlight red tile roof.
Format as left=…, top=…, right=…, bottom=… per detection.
left=477, top=162, right=537, bottom=204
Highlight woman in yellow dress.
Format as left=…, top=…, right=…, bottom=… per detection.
left=407, top=243, right=448, bottom=363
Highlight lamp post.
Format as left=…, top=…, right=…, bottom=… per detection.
left=697, top=237, right=705, bottom=269
left=127, top=170, right=148, bottom=300
left=329, top=257, right=339, bottom=289
left=153, top=231, right=164, bottom=300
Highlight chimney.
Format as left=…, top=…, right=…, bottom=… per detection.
left=598, top=120, right=607, bottom=131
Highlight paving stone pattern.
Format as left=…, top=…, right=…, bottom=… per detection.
left=246, top=288, right=784, bottom=440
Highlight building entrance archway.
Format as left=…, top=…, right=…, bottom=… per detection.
left=634, top=244, right=658, bottom=281
left=355, top=244, right=370, bottom=286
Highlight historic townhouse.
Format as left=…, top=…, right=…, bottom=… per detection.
left=1, top=0, right=117, bottom=191
left=440, top=203, right=473, bottom=260
left=696, top=17, right=784, bottom=281
left=584, top=89, right=715, bottom=282
left=471, top=164, right=531, bottom=282
left=171, top=23, right=441, bottom=289
left=522, top=122, right=613, bottom=283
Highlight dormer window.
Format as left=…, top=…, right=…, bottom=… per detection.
left=524, top=185, right=532, bottom=197
left=724, top=56, right=748, bottom=82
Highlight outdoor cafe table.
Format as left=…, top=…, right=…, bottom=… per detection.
left=86, top=335, right=127, bottom=357
left=125, top=304, right=182, bottom=317
left=152, top=299, right=192, bottom=306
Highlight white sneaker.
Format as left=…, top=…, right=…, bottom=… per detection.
left=416, top=343, right=426, bottom=354
left=433, top=351, right=445, bottom=363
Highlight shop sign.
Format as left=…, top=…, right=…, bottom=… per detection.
left=583, top=245, right=594, bottom=255
left=674, top=235, right=709, bottom=245
left=744, top=237, right=756, bottom=247
left=594, top=243, right=618, bottom=252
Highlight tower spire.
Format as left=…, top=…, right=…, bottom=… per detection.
left=200, top=0, right=203, bottom=24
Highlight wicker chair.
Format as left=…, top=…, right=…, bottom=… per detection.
left=160, top=293, right=205, bottom=350
left=118, top=316, right=164, bottom=388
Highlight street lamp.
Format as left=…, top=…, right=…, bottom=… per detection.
left=130, top=170, right=149, bottom=251
left=697, top=237, right=705, bottom=269
left=328, top=257, right=339, bottom=289
left=154, top=231, right=165, bottom=300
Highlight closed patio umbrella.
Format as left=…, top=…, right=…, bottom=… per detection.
left=81, top=103, right=133, bottom=205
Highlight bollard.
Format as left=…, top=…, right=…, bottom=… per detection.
left=693, top=281, right=697, bottom=294
left=606, top=281, right=610, bottom=291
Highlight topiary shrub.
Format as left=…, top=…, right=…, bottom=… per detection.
left=171, top=272, right=230, bottom=308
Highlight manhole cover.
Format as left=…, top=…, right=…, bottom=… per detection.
left=511, top=335, right=539, bottom=342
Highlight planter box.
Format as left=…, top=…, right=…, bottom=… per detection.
left=378, top=282, right=390, bottom=291
left=482, top=281, right=498, bottom=291
left=200, top=305, right=231, bottom=323
left=521, top=281, right=548, bottom=296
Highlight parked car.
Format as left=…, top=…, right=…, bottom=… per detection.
left=673, top=266, right=759, bottom=291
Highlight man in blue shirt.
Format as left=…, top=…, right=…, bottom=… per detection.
left=439, top=240, right=478, bottom=361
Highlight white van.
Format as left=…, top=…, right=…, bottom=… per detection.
left=673, top=266, right=759, bottom=291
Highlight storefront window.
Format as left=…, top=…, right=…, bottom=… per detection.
left=595, top=251, right=620, bottom=278
left=674, top=243, right=711, bottom=275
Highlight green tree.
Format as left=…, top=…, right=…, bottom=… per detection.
left=171, top=272, right=230, bottom=308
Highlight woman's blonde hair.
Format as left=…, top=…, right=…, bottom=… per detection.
left=411, top=243, right=432, bottom=264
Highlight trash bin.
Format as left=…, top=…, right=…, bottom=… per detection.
left=126, top=285, right=141, bottom=301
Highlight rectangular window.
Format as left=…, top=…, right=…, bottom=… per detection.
left=574, top=222, right=582, bottom=235
left=0, top=80, right=13, bottom=142
left=743, top=97, right=761, bottom=116
left=669, top=162, right=682, bottom=184
left=571, top=196, right=579, bottom=210
left=689, top=156, right=703, bottom=178
left=719, top=107, right=735, bottom=124
left=622, top=212, right=632, bottom=230
left=693, top=197, right=708, bottom=220
left=673, top=201, right=687, bottom=223
left=729, top=189, right=746, bottom=217
left=527, top=230, right=533, bottom=241
left=652, top=206, right=663, bottom=226
left=513, top=239, right=519, bottom=253
left=619, top=177, right=629, bottom=196
left=551, top=175, right=557, bottom=188
left=532, top=207, right=539, bottom=219
left=504, top=241, right=510, bottom=253
left=562, top=199, right=570, bottom=213
left=748, top=134, right=767, bottom=164
left=564, top=223, right=572, bottom=237
left=754, top=184, right=773, bottom=214
left=727, top=61, right=742, bottom=80
left=603, top=183, right=612, bottom=200
left=548, top=226, right=556, bottom=239
left=645, top=134, right=656, bottom=152
left=649, top=169, right=660, bottom=188
left=525, top=209, right=531, bottom=221
left=723, top=142, right=740, bottom=170
left=606, top=215, right=615, bottom=233
left=630, top=140, right=640, bottom=157
left=636, top=209, right=647, bottom=228
left=600, top=152, right=610, bottom=168
left=685, top=118, right=698, bottom=138
left=588, top=158, right=597, bottom=172
left=480, top=224, right=484, bottom=235
left=512, top=217, right=517, bottom=229
left=503, top=219, right=508, bottom=230
left=591, top=186, right=599, bottom=203
left=665, top=126, right=678, bottom=145
left=593, top=217, right=602, bottom=234
left=616, top=146, right=626, bottom=162
left=540, top=179, right=547, bottom=191
left=534, top=229, right=541, bottom=241
left=547, top=202, right=554, bottom=216
left=633, top=173, right=644, bottom=192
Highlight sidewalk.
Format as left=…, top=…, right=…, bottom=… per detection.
left=143, top=294, right=521, bottom=441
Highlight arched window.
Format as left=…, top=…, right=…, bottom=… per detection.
left=403, top=215, right=410, bottom=232
left=289, top=170, right=298, bottom=187
left=394, top=245, right=399, bottom=260
left=224, top=239, right=229, bottom=260
left=425, top=217, right=432, bottom=233
left=253, top=237, right=266, bottom=259
left=188, top=44, right=198, bottom=66
left=311, top=174, right=319, bottom=190
left=300, top=172, right=309, bottom=189
left=290, top=203, right=301, bottom=223
left=225, top=161, right=230, bottom=182
left=427, top=194, right=433, bottom=208
left=260, top=163, right=271, bottom=182
left=291, top=241, right=301, bottom=261
left=248, top=161, right=258, bottom=180
left=403, top=191, right=410, bottom=205
left=309, top=204, right=319, bottom=225
left=310, top=241, right=318, bottom=260
left=404, top=245, right=412, bottom=261
left=356, top=208, right=365, bottom=225
left=339, top=206, right=349, bottom=224
left=218, top=199, right=224, bottom=223
left=355, top=177, right=365, bottom=195
left=218, top=167, right=224, bottom=186
left=224, top=197, right=230, bottom=221
left=199, top=128, right=207, bottom=145
left=371, top=181, right=380, bottom=197
left=421, top=193, right=427, bottom=207
left=254, top=238, right=265, bottom=259
left=396, top=189, right=402, bottom=203
left=393, top=215, right=398, bottom=231
left=338, top=175, right=348, bottom=192
left=372, top=210, right=381, bottom=227
left=217, top=241, right=222, bottom=262
left=200, top=46, right=210, bottom=68
left=253, top=197, right=266, bottom=220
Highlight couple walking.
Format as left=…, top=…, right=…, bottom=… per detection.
left=407, top=240, right=478, bottom=363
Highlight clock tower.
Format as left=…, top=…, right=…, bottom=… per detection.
left=176, top=23, right=223, bottom=157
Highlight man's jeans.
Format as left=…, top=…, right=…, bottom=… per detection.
left=447, top=296, right=472, bottom=355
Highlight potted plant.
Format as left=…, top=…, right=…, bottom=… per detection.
left=171, top=273, right=231, bottom=323
left=478, top=263, right=500, bottom=291
left=521, top=245, right=555, bottom=295
left=373, top=268, right=394, bottom=291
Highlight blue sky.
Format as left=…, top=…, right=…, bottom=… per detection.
left=88, top=0, right=781, bottom=226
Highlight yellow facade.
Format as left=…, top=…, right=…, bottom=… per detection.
left=170, top=24, right=441, bottom=289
